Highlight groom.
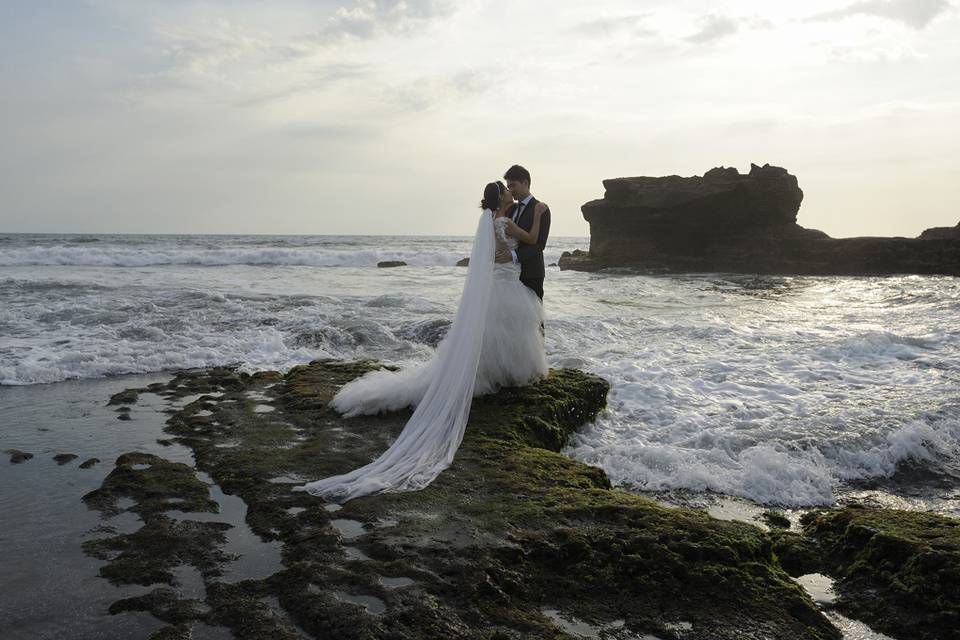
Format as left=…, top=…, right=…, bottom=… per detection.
left=496, top=164, right=551, bottom=301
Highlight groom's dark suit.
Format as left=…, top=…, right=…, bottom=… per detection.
left=511, top=197, right=551, bottom=300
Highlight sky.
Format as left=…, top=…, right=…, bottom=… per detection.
left=1, top=0, right=958, bottom=238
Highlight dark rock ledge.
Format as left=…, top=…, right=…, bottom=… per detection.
left=80, top=362, right=959, bottom=639
left=559, top=164, right=960, bottom=276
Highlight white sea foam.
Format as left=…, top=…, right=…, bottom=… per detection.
left=0, top=245, right=469, bottom=268
left=565, top=420, right=960, bottom=507
left=2, top=235, right=959, bottom=507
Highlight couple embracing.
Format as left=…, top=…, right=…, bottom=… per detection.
left=295, top=165, right=552, bottom=503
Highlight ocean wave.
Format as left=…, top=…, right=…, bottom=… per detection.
left=0, top=246, right=472, bottom=268
left=0, top=327, right=332, bottom=386
left=565, top=419, right=960, bottom=507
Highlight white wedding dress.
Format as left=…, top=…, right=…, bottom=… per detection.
left=294, top=210, right=547, bottom=503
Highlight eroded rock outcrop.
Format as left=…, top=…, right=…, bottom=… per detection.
left=82, top=363, right=844, bottom=640
left=559, top=164, right=960, bottom=276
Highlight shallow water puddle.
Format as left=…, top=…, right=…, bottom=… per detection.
left=166, top=471, right=284, bottom=582
left=191, top=621, right=233, bottom=640
left=330, top=519, right=366, bottom=540
left=542, top=608, right=625, bottom=638
left=791, top=573, right=896, bottom=639
left=343, top=546, right=370, bottom=561
left=170, top=563, right=207, bottom=602
left=795, top=573, right=836, bottom=605
left=826, top=612, right=897, bottom=640
left=166, top=393, right=206, bottom=408
left=333, top=591, right=386, bottom=615
left=381, top=576, right=415, bottom=588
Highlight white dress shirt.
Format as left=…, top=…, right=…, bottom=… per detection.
left=510, top=195, right=534, bottom=264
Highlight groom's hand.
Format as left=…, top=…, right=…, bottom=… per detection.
left=495, top=250, right=512, bottom=263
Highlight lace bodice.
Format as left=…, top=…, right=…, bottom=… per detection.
left=493, top=216, right=518, bottom=252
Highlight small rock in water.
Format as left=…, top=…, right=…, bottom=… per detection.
left=108, top=389, right=139, bottom=405
left=456, top=257, right=470, bottom=267
left=79, top=458, right=101, bottom=469
left=377, top=260, right=407, bottom=268
left=6, top=449, right=34, bottom=464
left=53, top=453, right=79, bottom=465
left=117, top=413, right=132, bottom=421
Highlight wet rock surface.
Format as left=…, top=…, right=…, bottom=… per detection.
left=75, top=361, right=956, bottom=639
left=54, top=453, right=79, bottom=465
left=559, top=164, right=960, bottom=276
left=6, top=449, right=34, bottom=464
left=800, top=506, right=960, bottom=640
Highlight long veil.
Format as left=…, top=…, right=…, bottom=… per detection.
left=294, top=210, right=495, bottom=503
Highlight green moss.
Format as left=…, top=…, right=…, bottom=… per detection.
left=108, top=586, right=206, bottom=624
left=205, top=580, right=304, bottom=640
left=83, top=452, right=217, bottom=518
left=769, top=529, right=822, bottom=578
left=86, top=361, right=844, bottom=639
left=147, top=623, right=192, bottom=640
left=803, top=505, right=960, bottom=640
left=83, top=515, right=234, bottom=586
left=763, top=510, right=791, bottom=529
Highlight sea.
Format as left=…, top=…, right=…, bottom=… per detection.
left=0, top=232, right=958, bottom=637
left=2, top=232, right=959, bottom=508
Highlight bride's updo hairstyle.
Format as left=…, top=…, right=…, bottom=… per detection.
left=480, top=181, right=505, bottom=211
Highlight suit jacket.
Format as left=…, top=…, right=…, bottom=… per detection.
left=511, top=196, right=551, bottom=281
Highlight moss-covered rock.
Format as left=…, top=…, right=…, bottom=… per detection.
left=802, top=505, right=960, bottom=640
left=83, top=452, right=218, bottom=518
left=84, top=361, right=844, bottom=639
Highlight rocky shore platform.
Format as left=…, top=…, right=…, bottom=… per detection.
left=83, top=361, right=959, bottom=639
left=558, top=164, right=960, bottom=276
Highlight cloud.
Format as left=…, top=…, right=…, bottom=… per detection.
left=807, top=0, right=951, bottom=29
left=390, top=68, right=494, bottom=112
left=686, top=14, right=740, bottom=43
left=570, top=14, right=657, bottom=38
left=317, top=0, right=456, bottom=41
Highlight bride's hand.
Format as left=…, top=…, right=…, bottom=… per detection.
left=534, top=202, right=547, bottom=217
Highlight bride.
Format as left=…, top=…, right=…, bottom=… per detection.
left=294, top=181, right=548, bottom=503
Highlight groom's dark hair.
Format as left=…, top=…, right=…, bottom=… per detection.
left=504, top=165, right=531, bottom=186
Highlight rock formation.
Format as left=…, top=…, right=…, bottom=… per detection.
left=75, top=362, right=960, bottom=640
left=559, top=164, right=960, bottom=276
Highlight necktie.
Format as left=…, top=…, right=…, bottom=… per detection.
left=514, top=201, right=525, bottom=222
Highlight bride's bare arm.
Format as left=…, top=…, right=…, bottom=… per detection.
left=505, top=202, right=547, bottom=245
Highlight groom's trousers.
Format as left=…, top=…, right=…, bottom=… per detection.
left=520, top=277, right=543, bottom=301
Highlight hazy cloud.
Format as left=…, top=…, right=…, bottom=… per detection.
left=686, top=14, right=740, bottom=43
left=317, top=0, right=456, bottom=41
left=571, top=14, right=657, bottom=38
left=807, top=0, right=951, bottom=29
left=391, top=68, right=494, bottom=112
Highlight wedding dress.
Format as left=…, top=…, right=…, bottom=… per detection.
left=294, top=211, right=547, bottom=503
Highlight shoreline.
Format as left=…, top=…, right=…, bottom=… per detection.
left=2, top=364, right=957, bottom=638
